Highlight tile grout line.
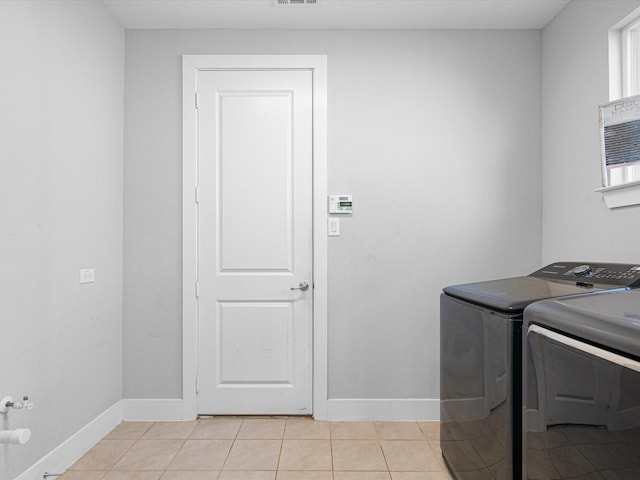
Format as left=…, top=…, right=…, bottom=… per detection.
left=275, top=418, right=286, bottom=477
left=160, top=419, right=195, bottom=476
left=94, top=421, right=156, bottom=475
left=329, top=419, right=335, bottom=480
left=214, top=416, right=242, bottom=480
left=376, top=421, right=392, bottom=479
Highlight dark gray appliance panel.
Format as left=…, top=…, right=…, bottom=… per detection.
left=443, top=276, right=599, bottom=313
left=441, top=263, right=640, bottom=480
left=441, top=294, right=521, bottom=480
left=524, top=325, right=640, bottom=479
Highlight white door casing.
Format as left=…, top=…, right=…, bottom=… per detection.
left=182, top=55, right=328, bottom=419
left=197, top=69, right=312, bottom=414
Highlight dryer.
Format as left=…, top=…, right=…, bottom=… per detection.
left=523, top=288, right=640, bottom=479
left=440, top=262, right=640, bottom=480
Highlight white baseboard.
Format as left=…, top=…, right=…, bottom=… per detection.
left=15, top=399, right=188, bottom=480
left=122, top=398, right=185, bottom=421
left=327, top=398, right=440, bottom=421
left=16, top=401, right=123, bottom=480
left=121, top=398, right=438, bottom=422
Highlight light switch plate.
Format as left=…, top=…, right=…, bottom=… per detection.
left=328, top=218, right=340, bottom=236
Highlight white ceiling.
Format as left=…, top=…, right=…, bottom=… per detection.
left=101, top=0, right=571, bottom=30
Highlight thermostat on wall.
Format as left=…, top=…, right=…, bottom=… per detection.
left=329, top=195, right=352, bottom=214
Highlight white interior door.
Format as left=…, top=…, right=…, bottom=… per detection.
left=196, top=69, right=313, bottom=415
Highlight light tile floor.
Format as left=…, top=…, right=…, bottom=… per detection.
left=60, top=417, right=453, bottom=480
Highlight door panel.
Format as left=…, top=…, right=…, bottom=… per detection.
left=218, top=92, right=293, bottom=272
left=197, top=69, right=313, bottom=415
left=218, top=301, right=293, bottom=383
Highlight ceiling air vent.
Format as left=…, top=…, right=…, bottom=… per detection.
left=274, top=0, right=318, bottom=5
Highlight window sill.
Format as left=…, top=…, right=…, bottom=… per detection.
left=595, top=180, right=640, bottom=208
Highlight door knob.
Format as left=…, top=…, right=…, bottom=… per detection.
left=291, top=281, right=310, bottom=292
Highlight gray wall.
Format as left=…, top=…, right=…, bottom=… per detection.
left=123, top=29, right=543, bottom=401
left=9, top=0, right=640, bottom=473
left=0, top=2, right=124, bottom=478
left=542, top=0, right=640, bottom=263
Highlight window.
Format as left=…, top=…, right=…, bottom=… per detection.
left=598, top=12, right=640, bottom=208
left=622, top=17, right=640, bottom=97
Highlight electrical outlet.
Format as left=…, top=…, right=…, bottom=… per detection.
left=80, top=268, right=95, bottom=284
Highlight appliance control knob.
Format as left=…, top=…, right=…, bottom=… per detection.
left=572, top=264, right=592, bottom=276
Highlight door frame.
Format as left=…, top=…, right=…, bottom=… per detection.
left=181, top=55, right=328, bottom=420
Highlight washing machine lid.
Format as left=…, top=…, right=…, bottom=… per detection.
left=443, top=276, right=599, bottom=313
left=443, top=262, right=640, bottom=313
left=524, top=289, right=640, bottom=358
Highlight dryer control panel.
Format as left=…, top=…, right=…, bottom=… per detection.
left=531, top=262, right=640, bottom=288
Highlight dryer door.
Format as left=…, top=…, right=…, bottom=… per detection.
left=524, top=325, right=640, bottom=479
